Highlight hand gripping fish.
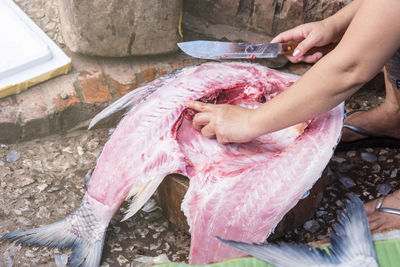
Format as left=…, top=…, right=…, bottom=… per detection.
left=218, top=193, right=378, bottom=267
left=0, top=62, right=343, bottom=266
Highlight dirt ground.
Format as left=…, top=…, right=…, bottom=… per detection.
left=0, top=68, right=398, bottom=267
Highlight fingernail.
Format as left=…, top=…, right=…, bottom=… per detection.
left=292, top=49, right=301, bottom=57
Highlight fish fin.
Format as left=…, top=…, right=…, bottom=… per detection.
left=1, top=198, right=108, bottom=267
left=122, top=174, right=167, bottom=221
left=216, top=237, right=334, bottom=267
left=329, top=193, right=377, bottom=263
left=89, top=70, right=182, bottom=129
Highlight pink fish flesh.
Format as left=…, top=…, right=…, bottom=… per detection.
left=1, top=62, right=343, bottom=266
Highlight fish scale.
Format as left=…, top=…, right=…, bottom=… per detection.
left=1, top=62, right=343, bottom=266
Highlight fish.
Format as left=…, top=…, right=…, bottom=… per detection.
left=0, top=62, right=343, bottom=266
left=218, top=193, right=378, bottom=267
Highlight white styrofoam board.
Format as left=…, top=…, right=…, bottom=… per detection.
left=0, top=0, right=71, bottom=95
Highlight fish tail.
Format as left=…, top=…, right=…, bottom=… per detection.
left=217, top=193, right=377, bottom=266
left=1, top=195, right=110, bottom=267
left=329, top=192, right=377, bottom=263
left=216, top=237, right=333, bottom=267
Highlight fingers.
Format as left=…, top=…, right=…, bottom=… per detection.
left=271, top=27, right=306, bottom=43
left=186, top=101, right=212, bottom=112
left=192, top=112, right=210, bottom=131
left=286, top=55, right=304, bottom=63
left=201, top=123, right=215, bottom=139
left=292, top=36, right=319, bottom=58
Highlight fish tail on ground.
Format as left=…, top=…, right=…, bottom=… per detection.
left=329, top=193, right=377, bottom=263
left=216, top=237, right=334, bottom=267
left=1, top=195, right=110, bottom=267
left=217, top=194, right=377, bottom=267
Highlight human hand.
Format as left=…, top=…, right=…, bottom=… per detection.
left=186, top=101, right=260, bottom=144
left=271, top=20, right=340, bottom=63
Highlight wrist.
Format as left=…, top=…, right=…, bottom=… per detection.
left=248, top=107, right=270, bottom=138
left=322, top=16, right=344, bottom=40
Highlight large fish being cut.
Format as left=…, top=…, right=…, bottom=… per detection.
left=1, top=62, right=343, bottom=266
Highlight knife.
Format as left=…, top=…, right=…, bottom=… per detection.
left=177, top=40, right=336, bottom=59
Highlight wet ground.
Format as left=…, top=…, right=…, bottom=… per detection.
left=0, top=71, right=398, bottom=266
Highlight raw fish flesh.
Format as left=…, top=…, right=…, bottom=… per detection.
left=1, top=62, right=343, bottom=266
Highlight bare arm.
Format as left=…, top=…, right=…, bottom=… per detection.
left=188, top=0, right=400, bottom=144
left=251, top=0, right=400, bottom=136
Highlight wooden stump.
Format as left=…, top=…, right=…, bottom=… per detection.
left=156, top=171, right=327, bottom=238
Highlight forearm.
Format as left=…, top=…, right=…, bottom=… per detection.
left=251, top=56, right=363, bottom=135
left=252, top=0, right=400, bottom=135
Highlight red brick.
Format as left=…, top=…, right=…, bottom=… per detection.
left=102, top=59, right=139, bottom=97
left=15, top=85, right=48, bottom=122
left=140, top=66, right=157, bottom=83
left=78, top=71, right=112, bottom=104
left=40, top=73, right=81, bottom=112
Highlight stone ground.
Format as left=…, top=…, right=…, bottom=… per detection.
left=14, top=0, right=64, bottom=48
left=1, top=0, right=398, bottom=266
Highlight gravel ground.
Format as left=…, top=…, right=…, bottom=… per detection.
left=0, top=77, right=398, bottom=266
left=0, top=129, right=190, bottom=267
left=13, top=0, right=64, bottom=47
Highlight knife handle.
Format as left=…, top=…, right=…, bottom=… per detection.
left=281, top=42, right=336, bottom=56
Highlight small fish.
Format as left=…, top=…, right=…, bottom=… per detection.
left=218, top=193, right=378, bottom=267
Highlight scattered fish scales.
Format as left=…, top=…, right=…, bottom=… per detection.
left=361, top=152, right=378, bottom=163
left=6, top=150, right=20, bottom=163
left=0, top=62, right=343, bottom=265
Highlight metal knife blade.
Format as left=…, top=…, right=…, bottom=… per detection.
left=177, top=41, right=282, bottom=59
left=177, top=40, right=336, bottom=60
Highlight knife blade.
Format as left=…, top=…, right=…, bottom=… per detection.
left=177, top=40, right=336, bottom=60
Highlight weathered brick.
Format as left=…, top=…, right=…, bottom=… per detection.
left=101, top=58, right=139, bottom=97
left=40, top=73, right=80, bottom=113
left=78, top=71, right=112, bottom=104
left=140, top=66, right=158, bottom=83
left=15, top=85, right=51, bottom=140
left=0, top=97, right=20, bottom=143
left=69, top=51, right=112, bottom=103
